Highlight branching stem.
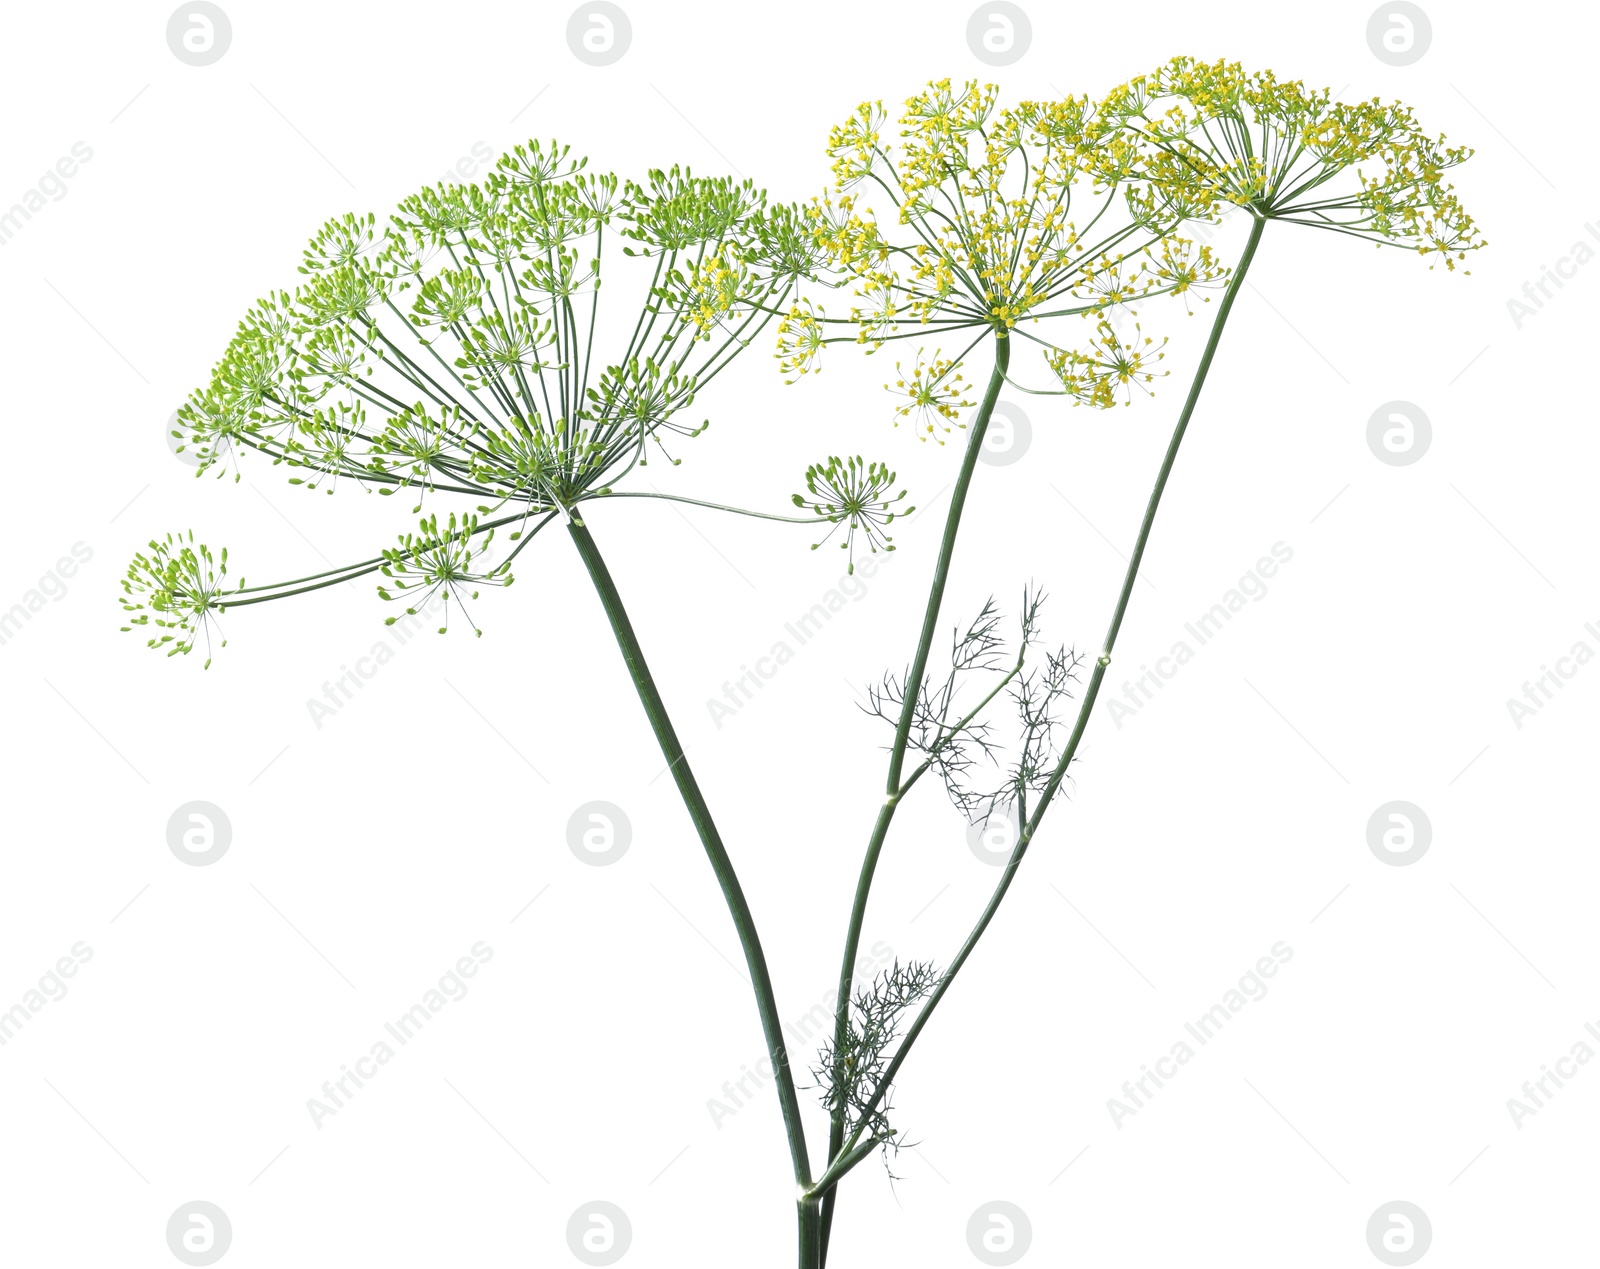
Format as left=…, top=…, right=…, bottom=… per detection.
left=824, top=211, right=1269, bottom=1192
left=818, top=333, right=1009, bottom=1260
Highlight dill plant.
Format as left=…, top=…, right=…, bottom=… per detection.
left=122, top=58, right=1483, bottom=1269
left=122, top=135, right=875, bottom=1235
left=788, top=62, right=1482, bottom=1264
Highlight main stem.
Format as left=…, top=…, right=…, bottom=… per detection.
left=566, top=516, right=815, bottom=1205
left=821, top=212, right=1270, bottom=1188
left=798, top=1194, right=822, bottom=1269
left=818, top=334, right=1010, bottom=1262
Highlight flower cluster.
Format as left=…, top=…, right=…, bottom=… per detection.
left=1046, top=320, right=1168, bottom=408
left=172, top=145, right=821, bottom=512
left=138, top=139, right=842, bottom=660
left=793, top=456, right=913, bottom=573
left=1145, top=235, right=1230, bottom=312
left=118, top=531, right=234, bottom=668
left=885, top=351, right=975, bottom=443
left=800, top=79, right=1228, bottom=425
left=377, top=512, right=509, bottom=637
left=1105, top=56, right=1487, bottom=267
left=775, top=299, right=827, bottom=382
left=674, top=252, right=756, bottom=336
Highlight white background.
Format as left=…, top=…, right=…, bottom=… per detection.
left=1, top=1, right=1595, bottom=1265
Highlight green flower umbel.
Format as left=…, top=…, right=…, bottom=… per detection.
left=793, top=456, right=914, bottom=573
left=131, top=139, right=861, bottom=663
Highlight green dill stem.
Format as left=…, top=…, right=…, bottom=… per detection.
left=815, top=798, right=893, bottom=1264
left=584, top=490, right=819, bottom=524
left=819, top=212, right=1270, bottom=1193
left=798, top=1193, right=822, bottom=1269
left=885, top=336, right=1010, bottom=795
left=817, top=334, right=1009, bottom=1263
left=223, top=507, right=548, bottom=604
left=565, top=515, right=814, bottom=1197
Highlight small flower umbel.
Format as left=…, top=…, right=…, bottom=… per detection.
left=1046, top=319, right=1168, bottom=407
left=886, top=351, right=974, bottom=443
left=793, top=456, right=913, bottom=573
left=1106, top=56, right=1487, bottom=266
left=377, top=512, right=508, bottom=637
left=134, top=139, right=853, bottom=662
left=118, top=531, right=234, bottom=669
left=775, top=299, right=828, bottom=383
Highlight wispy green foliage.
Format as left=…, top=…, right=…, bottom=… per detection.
left=813, top=958, right=942, bottom=1159
left=865, top=589, right=1082, bottom=823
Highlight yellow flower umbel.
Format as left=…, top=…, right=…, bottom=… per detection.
left=886, top=351, right=976, bottom=443
left=776, top=299, right=827, bottom=382
left=680, top=252, right=755, bottom=335
left=1145, top=236, right=1228, bottom=313
left=1105, top=57, right=1486, bottom=269
left=1046, top=320, right=1167, bottom=408
left=800, top=78, right=1231, bottom=425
